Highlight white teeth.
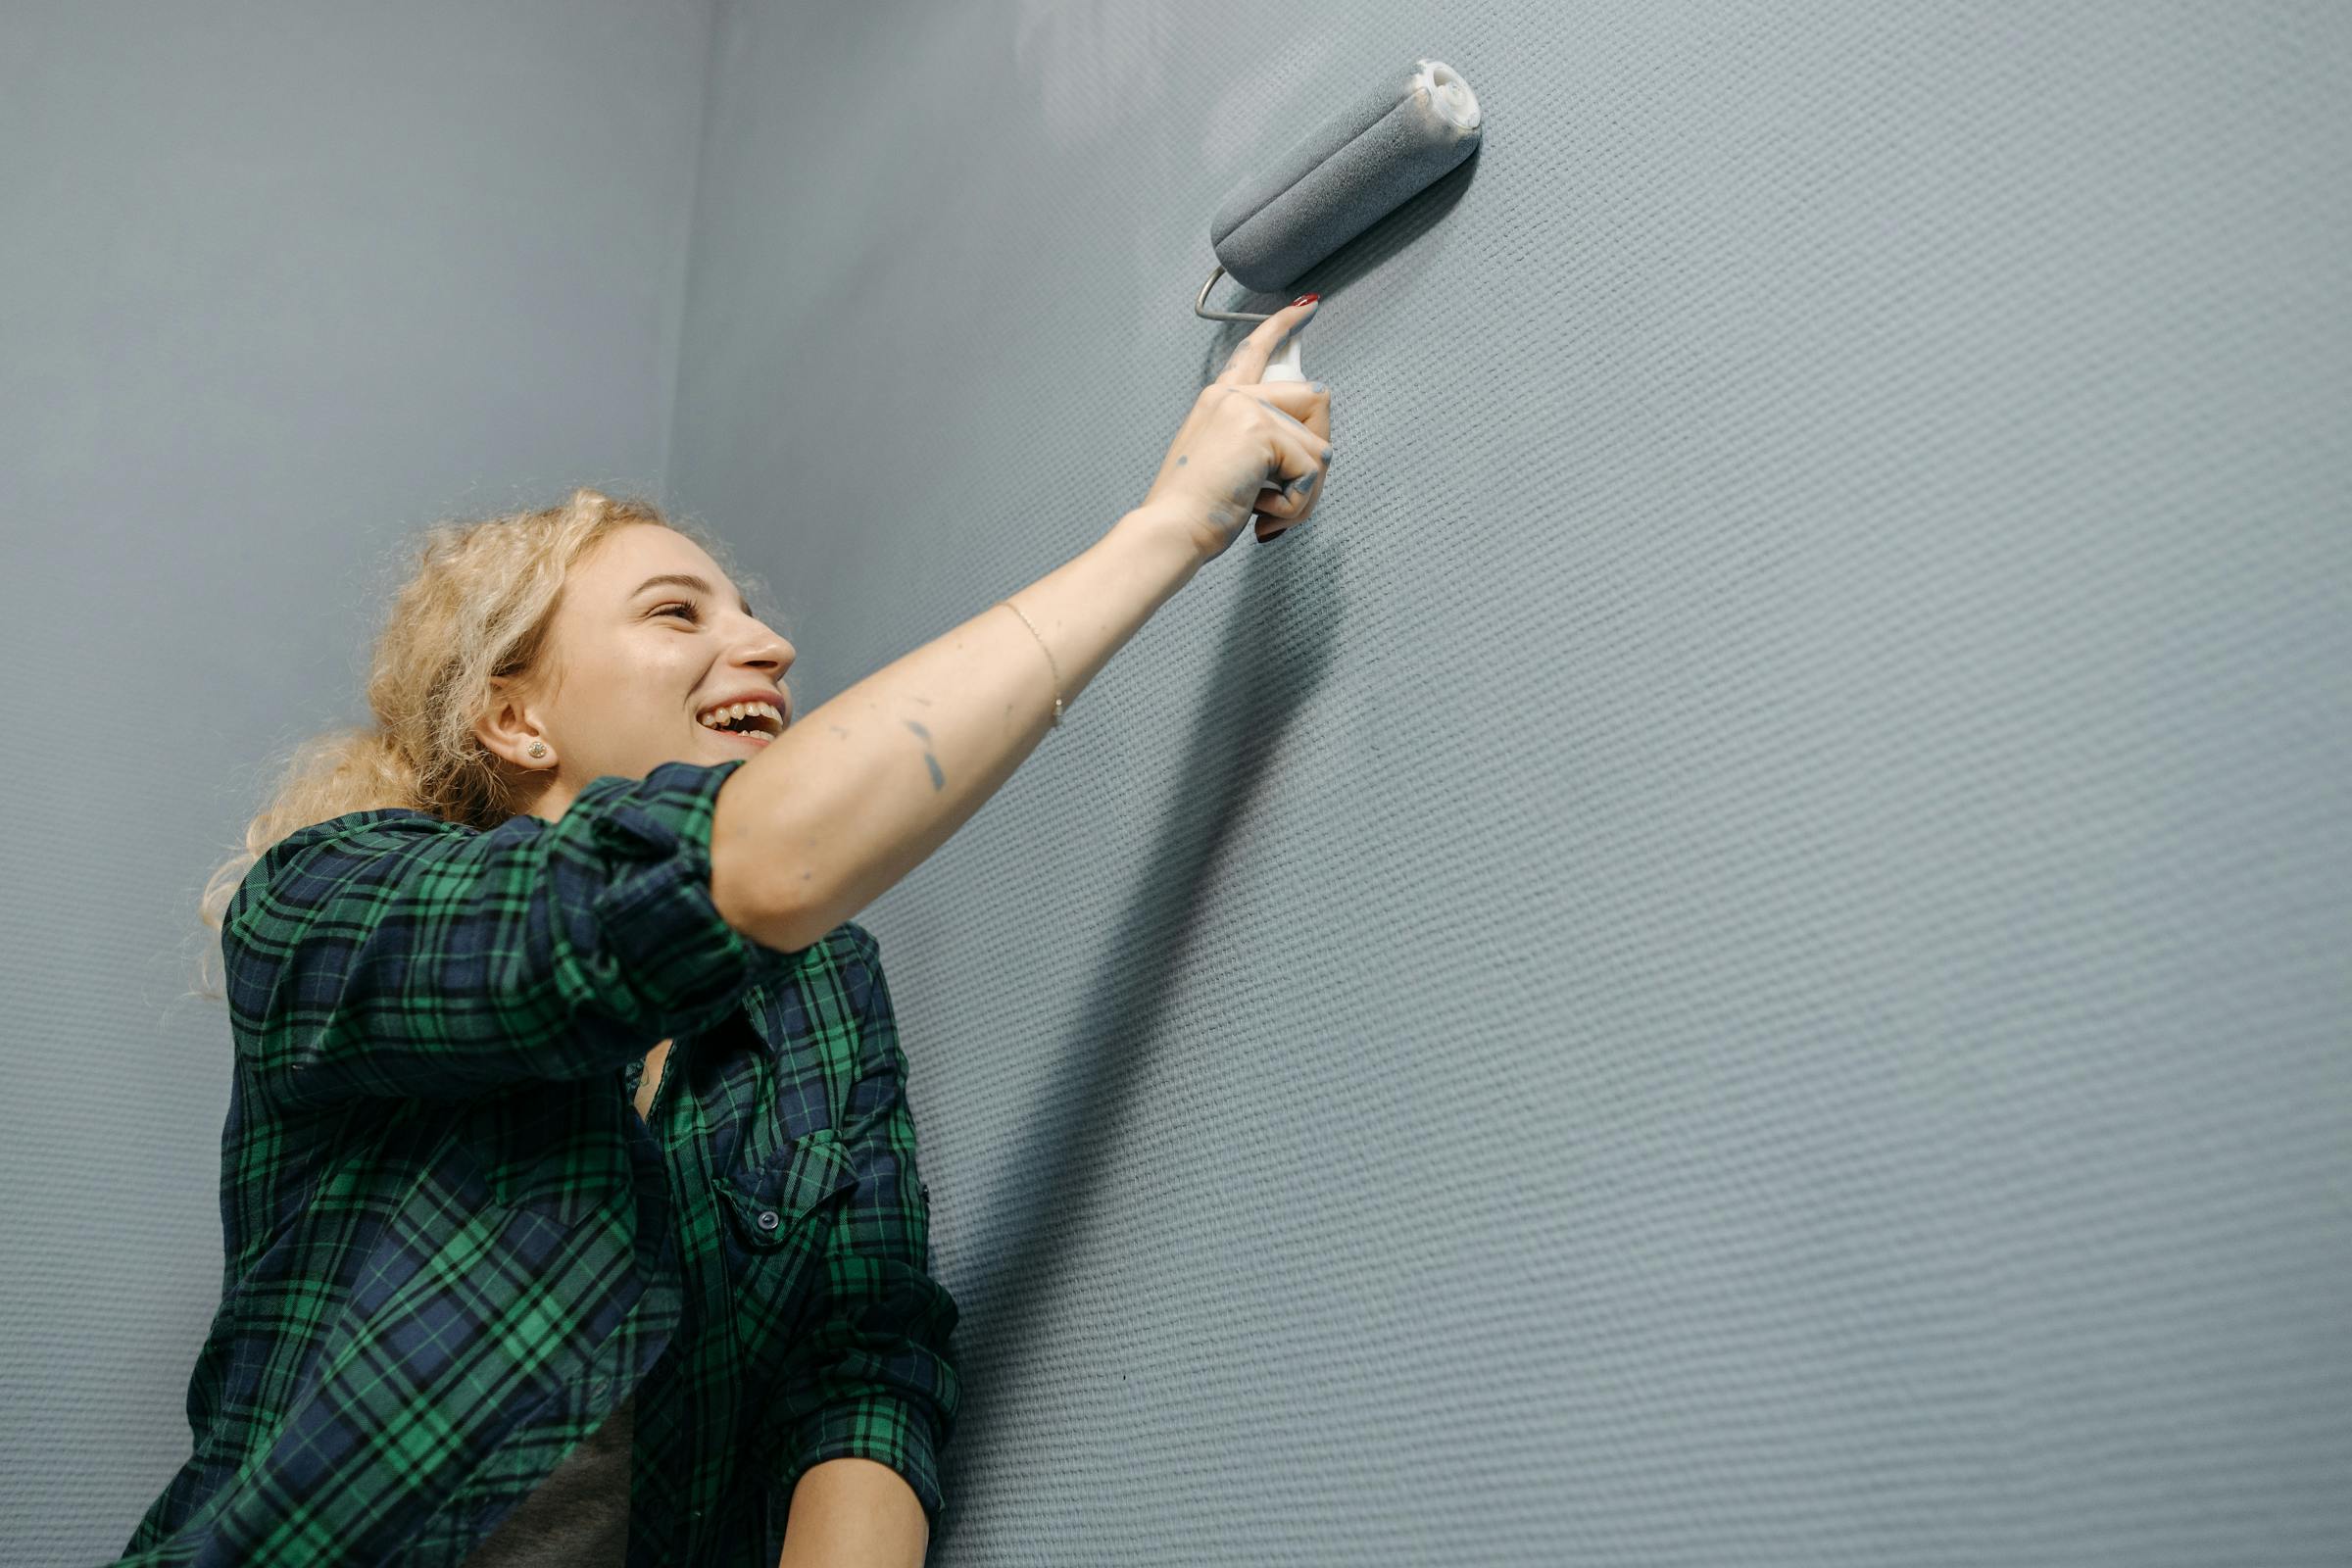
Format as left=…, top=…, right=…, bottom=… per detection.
left=697, top=699, right=784, bottom=733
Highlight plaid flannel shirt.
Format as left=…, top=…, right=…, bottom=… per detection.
left=113, top=758, right=960, bottom=1566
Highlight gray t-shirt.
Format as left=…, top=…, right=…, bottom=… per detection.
left=461, top=1388, right=635, bottom=1567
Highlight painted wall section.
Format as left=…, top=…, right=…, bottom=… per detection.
left=668, top=4, right=2352, bottom=1563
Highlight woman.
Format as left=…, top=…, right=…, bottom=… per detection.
left=116, top=299, right=1332, bottom=1567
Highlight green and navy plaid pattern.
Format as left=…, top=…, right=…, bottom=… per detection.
left=114, top=758, right=960, bottom=1567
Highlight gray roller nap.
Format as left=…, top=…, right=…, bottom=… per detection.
left=1209, top=58, right=1484, bottom=295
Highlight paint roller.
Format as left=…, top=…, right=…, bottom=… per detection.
left=1196, top=58, right=1484, bottom=383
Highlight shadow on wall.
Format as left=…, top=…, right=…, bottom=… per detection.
left=931, top=146, right=1482, bottom=1548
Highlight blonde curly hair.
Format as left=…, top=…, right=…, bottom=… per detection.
left=188, top=487, right=769, bottom=1002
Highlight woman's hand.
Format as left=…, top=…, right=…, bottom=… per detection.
left=1134, top=298, right=1335, bottom=565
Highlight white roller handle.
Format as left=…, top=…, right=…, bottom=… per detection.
left=1249, top=324, right=1309, bottom=534
left=1263, top=330, right=1306, bottom=382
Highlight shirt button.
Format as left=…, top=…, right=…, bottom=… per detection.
left=757, top=1210, right=780, bottom=1231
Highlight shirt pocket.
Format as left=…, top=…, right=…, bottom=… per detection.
left=710, top=1127, right=860, bottom=1348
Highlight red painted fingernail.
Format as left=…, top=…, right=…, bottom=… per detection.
left=1291, top=293, right=1320, bottom=308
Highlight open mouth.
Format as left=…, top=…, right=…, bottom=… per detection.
left=695, top=699, right=787, bottom=746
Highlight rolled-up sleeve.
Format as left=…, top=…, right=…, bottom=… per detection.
left=773, top=934, right=962, bottom=1531
left=226, top=758, right=806, bottom=1107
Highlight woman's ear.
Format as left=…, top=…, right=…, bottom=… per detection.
left=474, top=675, right=539, bottom=766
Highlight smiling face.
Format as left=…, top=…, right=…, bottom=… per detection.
left=475, top=522, right=797, bottom=821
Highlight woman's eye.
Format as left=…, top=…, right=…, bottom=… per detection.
left=655, top=602, right=696, bottom=620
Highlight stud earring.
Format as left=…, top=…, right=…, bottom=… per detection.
left=528, top=742, right=547, bottom=759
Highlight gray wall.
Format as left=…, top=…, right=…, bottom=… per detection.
left=0, top=3, right=716, bottom=1560
left=671, top=3, right=2352, bottom=1563
left=8, top=2, right=2351, bottom=1564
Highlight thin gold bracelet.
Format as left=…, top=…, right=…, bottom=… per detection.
left=996, top=599, right=1063, bottom=729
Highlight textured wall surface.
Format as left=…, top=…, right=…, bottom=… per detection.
left=11, top=1, right=2351, bottom=1563
left=668, top=3, right=2352, bottom=1563
left=0, top=3, right=717, bottom=1560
